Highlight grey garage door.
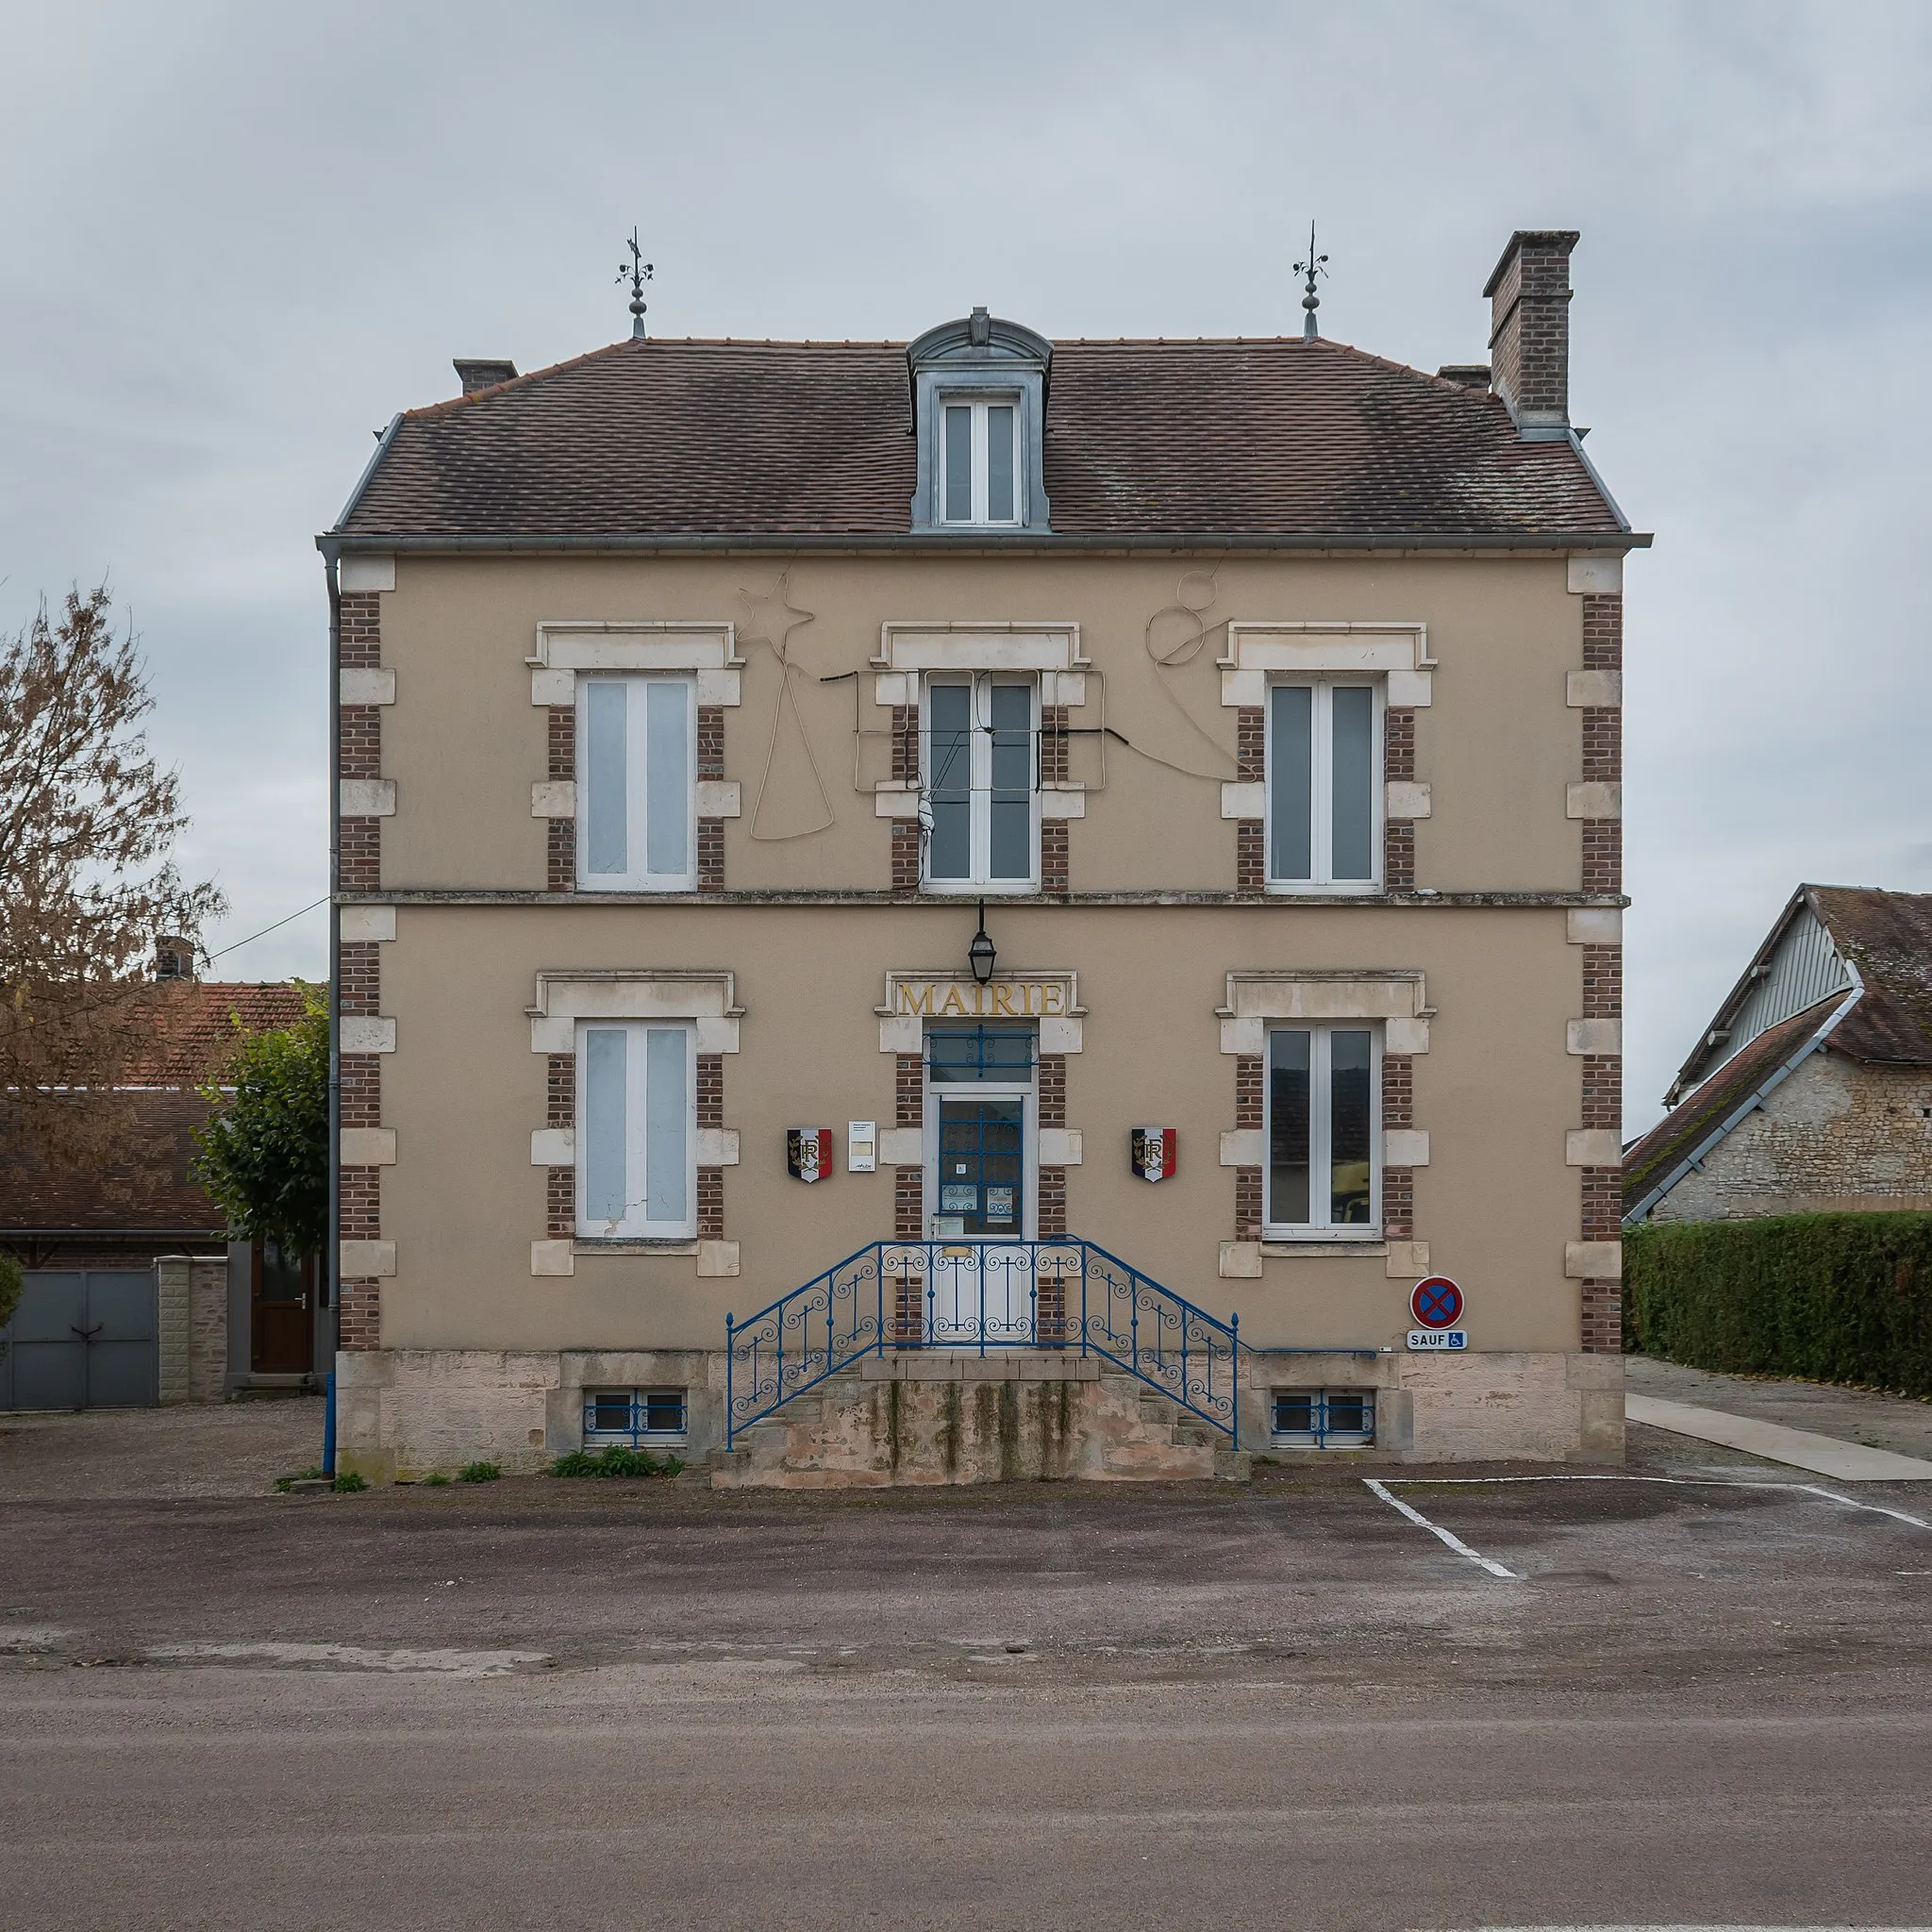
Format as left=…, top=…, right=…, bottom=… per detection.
left=0, top=1270, right=158, bottom=1410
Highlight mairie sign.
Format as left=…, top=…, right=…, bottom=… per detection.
left=891, top=977, right=1073, bottom=1019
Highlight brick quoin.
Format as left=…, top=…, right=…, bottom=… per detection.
left=1385, top=822, right=1416, bottom=891
left=1582, top=943, right=1623, bottom=1020
left=339, top=817, right=381, bottom=893
left=1040, top=705, right=1069, bottom=785
left=546, top=1051, right=576, bottom=1235
left=1580, top=1279, right=1622, bottom=1354
left=891, top=704, right=918, bottom=784
left=1581, top=593, right=1623, bottom=672
left=338, top=942, right=380, bottom=1016
left=1384, top=708, right=1415, bottom=782
left=1581, top=706, right=1621, bottom=785
left=340, top=1053, right=381, bottom=1131
left=1236, top=706, right=1265, bottom=781
left=338, top=591, right=380, bottom=669
left=1038, top=1166, right=1067, bottom=1237
left=1580, top=1054, right=1622, bottom=1131
left=1382, top=1169, right=1414, bottom=1241
left=697, top=819, right=725, bottom=891
left=894, top=1166, right=924, bottom=1239
left=696, top=706, right=724, bottom=779
left=547, top=1168, right=574, bottom=1240
left=1582, top=819, right=1622, bottom=895
left=895, top=1054, right=923, bottom=1128
left=697, top=1169, right=724, bottom=1241
left=1235, top=1054, right=1262, bottom=1131
left=547, top=705, right=575, bottom=891
left=1235, top=1167, right=1262, bottom=1241
left=891, top=822, right=921, bottom=894
left=338, top=1281, right=381, bottom=1351
left=1236, top=822, right=1265, bottom=896
left=1038, top=1054, right=1066, bottom=1127
left=1381, top=1055, right=1413, bottom=1129
left=1041, top=821, right=1069, bottom=897
left=696, top=1054, right=724, bottom=1131
left=338, top=705, right=381, bottom=781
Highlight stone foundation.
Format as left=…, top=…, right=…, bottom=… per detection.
left=335, top=1345, right=1624, bottom=1483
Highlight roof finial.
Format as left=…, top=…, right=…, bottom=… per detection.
left=1293, top=221, right=1328, bottom=342
left=617, top=229, right=654, bottom=341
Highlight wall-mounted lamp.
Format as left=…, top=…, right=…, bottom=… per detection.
left=967, top=900, right=997, bottom=986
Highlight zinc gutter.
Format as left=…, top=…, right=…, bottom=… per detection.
left=1623, top=965, right=1866, bottom=1226
left=315, top=527, right=1651, bottom=559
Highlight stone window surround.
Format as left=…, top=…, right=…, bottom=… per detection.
left=871, top=622, right=1091, bottom=824
left=1217, top=623, right=1435, bottom=830
left=1217, top=970, right=1432, bottom=1280
left=874, top=969, right=1084, bottom=1169
left=525, top=970, right=743, bottom=1280
left=526, top=624, right=745, bottom=828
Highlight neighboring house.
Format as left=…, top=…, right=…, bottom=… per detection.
left=321, top=226, right=1643, bottom=1482
left=0, top=965, right=315, bottom=1408
left=1624, top=886, right=1932, bottom=1224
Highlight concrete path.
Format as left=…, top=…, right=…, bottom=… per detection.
left=1625, top=1392, right=1932, bottom=1480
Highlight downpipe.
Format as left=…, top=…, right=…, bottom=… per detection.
left=323, top=553, right=342, bottom=1474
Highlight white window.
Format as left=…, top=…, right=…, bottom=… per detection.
left=939, top=396, right=1022, bottom=526
left=575, top=1021, right=696, bottom=1239
left=577, top=675, right=695, bottom=891
left=1264, top=1024, right=1379, bottom=1236
left=923, top=674, right=1038, bottom=891
left=1272, top=1389, right=1375, bottom=1448
left=1268, top=679, right=1381, bottom=888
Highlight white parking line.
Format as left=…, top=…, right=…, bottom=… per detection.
left=1374, top=1473, right=1931, bottom=1533
left=1361, top=1478, right=1519, bottom=1578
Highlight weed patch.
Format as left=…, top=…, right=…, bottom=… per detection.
left=457, top=1460, right=502, bottom=1484
left=550, top=1444, right=684, bottom=1479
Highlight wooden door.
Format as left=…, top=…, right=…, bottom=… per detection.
left=251, top=1240, right=314, bottom=1374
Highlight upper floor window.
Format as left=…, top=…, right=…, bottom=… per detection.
left=1269, top=679, right=1381, bottom=889
left=1266, top=1024, right=1379, bottom=1237
left=924, top=674, right=1038, bottom=891
left=577, top=1020, right=695, bottom=1239
left=578, top=675, right=694, bottom=891
left=941, top=398, right=1021, bottom=526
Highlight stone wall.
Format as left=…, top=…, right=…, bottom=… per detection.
left=1650, top=1054, right=1932, bottom=1223
left=156, top=1255, right=229, bottom=1405
left=335, top=1344, right=1623, bottom=1482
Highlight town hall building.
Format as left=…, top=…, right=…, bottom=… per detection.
left=322, top=228, right=1642, bottom=1481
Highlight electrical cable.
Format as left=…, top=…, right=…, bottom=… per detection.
left=201, top=895, right=328, bottom=964
left=738, top=573, right=838, bottom=841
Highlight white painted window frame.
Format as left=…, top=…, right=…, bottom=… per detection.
left=920, top=671, right=1041, bottom=893
left=937, top=393, right=1024, bottom=528
left=1266, top=675, right=1385, bottom=891
left=1262, top=1021, right=1382, bottom=1241
left=575, top=673, right=697, bottom=892
left=575, top=1019, right=698, bottom=1241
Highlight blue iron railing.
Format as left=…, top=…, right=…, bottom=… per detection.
left=724, top=1239, right=1242, bottom=1449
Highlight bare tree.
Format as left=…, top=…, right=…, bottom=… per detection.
left=0, top=585, right=225, bottom=1168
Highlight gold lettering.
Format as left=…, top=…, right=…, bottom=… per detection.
left=991, top=983, right=1016, bottom=1016
left=897, top=983, right=936, bottom=1015
left=1041, top=983, right=1066, bottom=1015
left=940, top=985, right=968, bottom=1016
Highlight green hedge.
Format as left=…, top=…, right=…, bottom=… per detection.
left=1624, top=1211, right=1932, bottom=1397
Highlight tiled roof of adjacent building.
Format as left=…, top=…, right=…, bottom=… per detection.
left=1808, top=886, right=1932, bottom=1066
left=129, top=980, right=313, bottom=1087
left=332, top=335, right=1630, bottom=542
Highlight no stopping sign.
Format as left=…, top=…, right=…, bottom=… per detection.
left=1409, top=1276, right=1464, bottom=1329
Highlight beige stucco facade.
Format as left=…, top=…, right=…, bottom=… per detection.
left=330, top=544, right=1630, bottom=1478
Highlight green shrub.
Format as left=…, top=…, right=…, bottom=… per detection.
left=421, top=1473, right=450, bottom=1487
left=1624, top=1210, right=1932, bottom=1397
left=332, top=1471, right=369, bottom=1493
left=550, top=1443, right=683, bottom=1479
left=456, top=1460, right=502, bottom=1484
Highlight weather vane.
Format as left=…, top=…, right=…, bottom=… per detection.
left=617, top=229, right=654, bottom=341
left=1294, top=221, right=1328, bottom=341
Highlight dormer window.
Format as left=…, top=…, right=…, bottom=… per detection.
left=908, top=308, right=1053, bottom=534
left=941, top=398, right=1021, bottom=525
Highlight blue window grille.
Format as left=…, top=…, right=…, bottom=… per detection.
left=584, top=1388, right=687, bottom=1446
left=1272, top=1388, right=1374, bottom=1447
left=926, top=1024, right=1036, bottom=1083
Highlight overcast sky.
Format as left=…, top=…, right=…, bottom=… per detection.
left=3, top=0, right=1928, bottom=1132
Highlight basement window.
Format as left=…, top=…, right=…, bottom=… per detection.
left=1272, top=1389, right=1375, bottom=1448
left=584, top=1388, right=688, bottom=1447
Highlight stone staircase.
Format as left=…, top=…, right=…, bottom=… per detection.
left=709, top=1350, right=1250, bottom=1489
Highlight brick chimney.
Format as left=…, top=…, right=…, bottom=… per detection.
left=1482, top=230, right=1578, bottom=440
left=452, top=358, right=518, bottom=397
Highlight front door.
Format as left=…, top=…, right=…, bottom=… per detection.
left=251, top=1240, right=314, bottom=1374
left=929, top=1093, right=1034, bottom=1344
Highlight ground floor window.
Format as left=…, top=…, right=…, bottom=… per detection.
left=1265, top=1024, right=1379, bottom=1236
left=1272, top=1389, right=1375, bottom=1448
left=576, top=1020, right=696, bottom=1239
left=584, top=1388, right=688, bottom=1446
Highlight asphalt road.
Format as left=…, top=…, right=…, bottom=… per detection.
left=3, top=1415, right=1929, bottom=1928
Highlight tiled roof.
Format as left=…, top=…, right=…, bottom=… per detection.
left=2, top=1090, right=224, bottom=1235
left=1810, top=887, right=1932, bottom=1065
left=1623, top=997, right=1843, bottom=1214
left=128, top=981, right=312, bottom=1086
left=335, top=335, right=1628, bottom=541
